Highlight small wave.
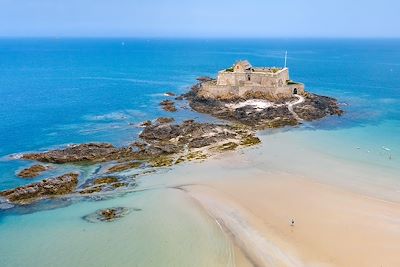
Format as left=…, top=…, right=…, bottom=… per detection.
left=83, top=110, right=146, bottom=122
left=378, top=98, right=399, bottom=105
left=7, top=153, right=23, bottom=160
left=84, top=112, right=129, bottom=122
left=0, top=198, right=14, bottom=210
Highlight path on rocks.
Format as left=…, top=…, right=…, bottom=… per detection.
left=287, top=95, right=305, bottom=121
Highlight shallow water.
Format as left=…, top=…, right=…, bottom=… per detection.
left=0, top=188, right=236, bottom=267
left=1, top=39, right=400, bottom=266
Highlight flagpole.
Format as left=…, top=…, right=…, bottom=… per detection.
left=284, top=51, right=288, bottom=68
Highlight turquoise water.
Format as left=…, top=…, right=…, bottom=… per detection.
left=1, top=39, right=400, bottom=266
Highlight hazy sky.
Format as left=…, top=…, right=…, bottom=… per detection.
left=0, top=0, right=399, bottom=37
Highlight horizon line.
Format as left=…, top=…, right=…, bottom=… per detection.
left=0, top=36, right=400, bottom=40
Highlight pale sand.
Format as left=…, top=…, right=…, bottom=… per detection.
left=185, top=176, right=400, bottom=267
left=155, top=130, right=400, bottom=267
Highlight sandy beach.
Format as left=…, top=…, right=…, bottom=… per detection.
left=186, top=176, right=400, bottom=267
left=150, top=128, right=400, bottom=267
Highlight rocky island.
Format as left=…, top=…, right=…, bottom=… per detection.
left=183, top=60, right=342, bottom=128
left=1, top=60, right=343, bottom=207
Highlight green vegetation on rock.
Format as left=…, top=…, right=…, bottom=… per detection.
left=240, top=135, right=261, bottom=146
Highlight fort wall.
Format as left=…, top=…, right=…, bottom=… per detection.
left=198, top=62, right=305, bottom=100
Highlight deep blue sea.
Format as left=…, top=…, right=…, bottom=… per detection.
left=0, top=38, right=399, bottom=267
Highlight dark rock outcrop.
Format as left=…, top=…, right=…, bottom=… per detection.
left=0, top=173, right=78, bottom=204
left=139, top=120, right=237, bottom=149
left=21, top=120, right=258, bottom=167
left=22, top=143, right=135, bottom=164
left=293, top=92, right=344, bottom=120
left=155, top=117, right=175, bottom=124
left=17, top=164, right=50, bottom=178
left=183, top=82, right=343, bottom=129
left=140, top=120, right=152, bottom=127
left=185, top=96, right=298, bottom=129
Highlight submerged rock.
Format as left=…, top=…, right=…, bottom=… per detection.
left=0, top=199, right=14, bottom=210
left=160, top=100, right=177, bottom=112
left=0, top=173, right=79, bottom=204
left=106, top=162, right=142, bottom=173
left=93, top=176, right=119, bottom=185
left=82, top=207, right=133, bottom=223
left=78, top=176, right=130, bottom=195
left=17, top=164, right=50, bottom=178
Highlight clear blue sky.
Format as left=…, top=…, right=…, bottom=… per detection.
left=0, top=0, right=399, bottom=38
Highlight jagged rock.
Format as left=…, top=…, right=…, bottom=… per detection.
left=139, top=120, right=237, bottom=149
left=0, top=173, right=78, bottom=204
left=140, top=120, right=152, bottom=127
left=17, top=164, right=50, bottom=178
left=155, top=117, right=175, bottom=124
left=293, top=92, right=344, bottom=120
left=22, top=143, right=135, bottom=164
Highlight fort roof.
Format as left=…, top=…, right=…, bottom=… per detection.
left=235, top=60, right=252, bottom=70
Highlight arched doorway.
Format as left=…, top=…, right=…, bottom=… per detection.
left=293, top=88, right=298, bottom=95
left=247, top=74, right=251, bottom=81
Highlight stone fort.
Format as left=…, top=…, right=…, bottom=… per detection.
left=198, top=60, right=304, bottom=100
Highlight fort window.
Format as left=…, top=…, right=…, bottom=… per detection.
left=293, top=88, right=298, bottom=95
left=247, top=74, right=251, bottom=81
